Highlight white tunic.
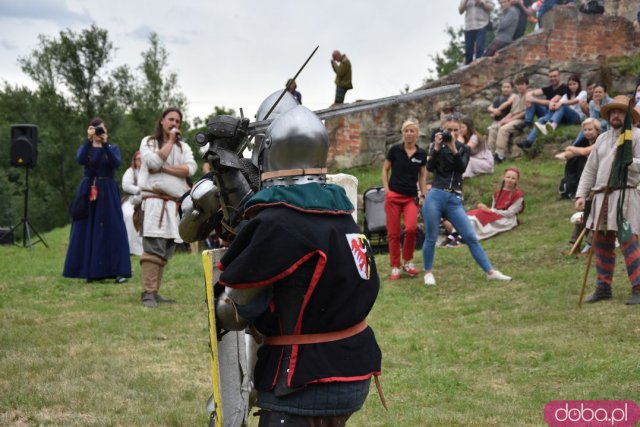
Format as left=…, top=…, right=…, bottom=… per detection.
left=121, top=167, right=143, bottom=255
left=138, top=136, right=197, bottom=241
left=576, top=127, right=640, bottom=233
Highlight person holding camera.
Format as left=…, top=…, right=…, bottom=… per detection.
left=382, top=118, right=428, bottom=280
left=138, top=107, right=197, bottom=308
left=421, top=116, right=512, bottom=286
left=63, top=117, right=131, bottom=283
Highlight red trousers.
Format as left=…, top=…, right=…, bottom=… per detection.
left=384, top=190, right=419, bottom=267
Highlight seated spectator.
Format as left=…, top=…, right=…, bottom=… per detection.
left=570, top=82, right=611, bottom=145
left=519, top=68, right=568, bottom=148
left=487, top=75, right=530, bottom=162
left=579, top=79, right=597, bottom=117
left=460, top=116, right=494, bottom=178
left=467, top=167, right=525, bottom=240
left=634, top=81, right=640, bottom=108
left=488, top=80, right=514, bottom=125
left=484, top=0, right=519, bottom=57
left=438, top=219, right=464, bottom=248
left=579, top=0, right=604, bottom=14
left=533, top=74, right=587, bottom=135
left=555, top=118, right=601, bottom=200
left=486, top=81, right=513, bottom=146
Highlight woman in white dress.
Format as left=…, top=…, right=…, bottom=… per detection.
left=121, top=151, right=143, bottom=255
left=467, top=167, right=525, bottom=240
left=460, top=116, right=494, bottom=179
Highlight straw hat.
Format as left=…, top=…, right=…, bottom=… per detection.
left=600, top=95, right=640, bottom=122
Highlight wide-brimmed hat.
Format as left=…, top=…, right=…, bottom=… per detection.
left=600, top=95, right=640, bottom=122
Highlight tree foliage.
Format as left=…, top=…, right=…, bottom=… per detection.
left=425, top=25, right=465, bottom=83
left=0, top=26, right=197, bottom=237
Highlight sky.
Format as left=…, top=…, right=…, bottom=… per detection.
left=0, top=0, right=463, bottom=123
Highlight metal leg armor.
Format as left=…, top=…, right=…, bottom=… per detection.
left=203, top=249, right=253, bottom=427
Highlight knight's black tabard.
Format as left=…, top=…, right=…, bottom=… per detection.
left=219, top=183, right=382, bottom=391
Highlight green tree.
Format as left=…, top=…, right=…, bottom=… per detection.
left=19, top=25, right=115, bottom=120
left=115, top=32, right=189, bottom=163
left=425, top=25, right=465, bottom=83
left=2, top=26, right=189, bottom=235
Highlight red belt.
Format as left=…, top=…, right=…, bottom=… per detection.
left=264, top=320, right=367, bottom=346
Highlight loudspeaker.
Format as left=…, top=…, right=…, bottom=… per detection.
left=0, top=228, right=14, bottom=245
left=10, top=124, right=38, bottom=168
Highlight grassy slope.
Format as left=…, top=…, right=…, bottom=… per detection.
left=1, top=145, right=640, bottom=426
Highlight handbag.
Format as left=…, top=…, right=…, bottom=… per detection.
left=69, top=191, right=89, bottom=220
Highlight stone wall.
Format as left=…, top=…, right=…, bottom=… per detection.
left=326, top=2, right=640, bottom=170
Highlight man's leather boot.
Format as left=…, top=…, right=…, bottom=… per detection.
left=155, top=263, right=176, bottom=303
left=584, top=287, right=612, bottom=303
left=625, top=287, right=640, bottom=305
left=141, top=292, right=158, bottom=308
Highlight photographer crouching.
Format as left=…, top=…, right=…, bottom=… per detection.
left=421, top=115, right=512, bottom=286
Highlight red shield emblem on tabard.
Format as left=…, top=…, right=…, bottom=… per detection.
left=346, top=233, right=371, bottom=280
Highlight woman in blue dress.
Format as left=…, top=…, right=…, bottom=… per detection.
left=63, top=117, right=131, bottom=283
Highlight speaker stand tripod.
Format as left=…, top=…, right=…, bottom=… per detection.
left=3, top=168, right=48, bottom=248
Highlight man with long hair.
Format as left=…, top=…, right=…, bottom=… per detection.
left=138, top=107, right=197, bottom=308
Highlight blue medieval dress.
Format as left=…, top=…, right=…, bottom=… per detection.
left=63, top=139, right=131, bottom=280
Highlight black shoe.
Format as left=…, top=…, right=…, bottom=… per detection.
left=584, top=288, right=612, bottom=304
left=514, top=122, right=529, bottom=132
left=625, top=289, right=640, bottom=305
left=155, top=293, right=176, bottom=303
left=516, top=140, right=533, bottom=150
left=141, top=292, right=159, bottom=308
left=115, top=276, right=128, bottom=284
left=493, top=154, right=504, bottom=164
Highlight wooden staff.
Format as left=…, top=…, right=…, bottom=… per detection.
left=578, top=195, right=607, bottom=307
left=568, top=226, right=588, bottom=256
left=578, top=180, right=615, bottom=307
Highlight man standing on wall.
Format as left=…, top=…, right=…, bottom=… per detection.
left=138, top=107, right=197, bottom=308
left=331, top=50, right=353, bottom=105
left=459, top=0, right=495, bottom=64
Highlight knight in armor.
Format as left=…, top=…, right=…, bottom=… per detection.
left=214, top=103, right=382, bottom=426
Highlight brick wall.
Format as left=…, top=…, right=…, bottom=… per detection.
left=326, top=3, right=640, bottom=169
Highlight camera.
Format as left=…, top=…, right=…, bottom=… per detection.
left=94, top=125, right=105, bottom=136
left=440, top=130, right=452, bottom=144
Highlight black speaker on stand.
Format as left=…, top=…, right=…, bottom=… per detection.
left=1, top=124, right=48, bottom=248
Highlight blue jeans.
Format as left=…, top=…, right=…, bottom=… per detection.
left=550, top=105, right=583, bottom=126
left=525, top=104, right=550, bottom=143
left=464, top=28, right=487, bottom=64
left=421, top=188, right=493, bottom=273
left=538, top=0, right=556, bottom=23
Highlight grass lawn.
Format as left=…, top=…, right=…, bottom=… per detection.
left=1, top=152, right=639, bottom=426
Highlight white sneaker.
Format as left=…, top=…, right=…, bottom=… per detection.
left=487, top=270, right=512, bottom=282
left=390, top=267, right=401, bottom=280
left=545, top=122, right=555, bottom=134
left=424, top=272, right=436, bottom=286
left=534, top=122, right=548, bottom=136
